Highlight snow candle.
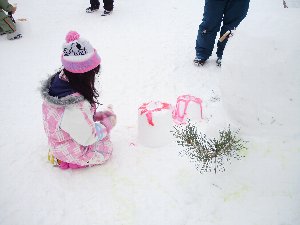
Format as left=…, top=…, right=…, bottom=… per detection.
left=173, top=95, right=203, bottom=124
left=138, top=101, right=173, bottom=147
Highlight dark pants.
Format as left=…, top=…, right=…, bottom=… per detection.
left=90, top=0, right=114, bottom=11
left=195, top=0, right=250, bottom=59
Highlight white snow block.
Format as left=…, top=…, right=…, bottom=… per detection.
left=173, top=95, right=203, bottom=124
left=138, top=101, right=173, bottom=148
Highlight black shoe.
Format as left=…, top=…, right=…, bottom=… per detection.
left=101, top=10, right=113, bottom=16
left=8, top=33, right=22, bottom=40
left=216, top=57, right=222, bottom=67
left=193, top=56, right=206, bottom=66
left=86, top=6, right=99, bottom=13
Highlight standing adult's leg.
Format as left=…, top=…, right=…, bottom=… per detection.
left=0, top=16, right=22, bottom=40
left=90, top=0, right=100, bottom=9
left=195, top=0, right=227, bottom=60
left=216, top=0, right=250, bottom=58
left=0, top=16, right=16, bottom=34
left=103, top=0, right=114, bottom=11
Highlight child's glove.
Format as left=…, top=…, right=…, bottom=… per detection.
left=94, top=105, right=116, bottom=133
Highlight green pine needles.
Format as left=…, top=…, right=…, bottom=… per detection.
left=172, top=120, right=247, bottom=173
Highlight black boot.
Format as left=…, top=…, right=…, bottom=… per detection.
left=193, top=56, right=207, bottom=66
left=101, top=9, right=113, bottom=16
left=86, top=6, right=99, bottom=13
left=216, top=57, right=222, bottom=67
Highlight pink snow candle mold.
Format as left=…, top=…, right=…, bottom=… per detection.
left=173, top=95, right=203, bottom=124
left=138, top=101, right=173, bottom=147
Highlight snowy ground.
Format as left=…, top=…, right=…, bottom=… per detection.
left=0, top=0, right=300, bottom=225
left=285, top=0, right=300, bottom=8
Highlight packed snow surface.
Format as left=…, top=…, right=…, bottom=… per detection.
left=0, top=0, right=299, bottom=224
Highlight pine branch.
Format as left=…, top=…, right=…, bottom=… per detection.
left=171, top=120, right=247, bottom=173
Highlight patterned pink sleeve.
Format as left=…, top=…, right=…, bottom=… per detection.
left=100, top=117, right=113, bottom=133
left=94, top=111, right=105, bottom=121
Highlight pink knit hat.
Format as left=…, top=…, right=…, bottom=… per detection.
left=61, top=31, right=101, bottom=73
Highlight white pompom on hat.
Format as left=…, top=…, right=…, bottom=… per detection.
left=61, top=31, right=101, bottom=74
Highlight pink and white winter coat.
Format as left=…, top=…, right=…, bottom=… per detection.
left=40, top=72, right=113, bottom=166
